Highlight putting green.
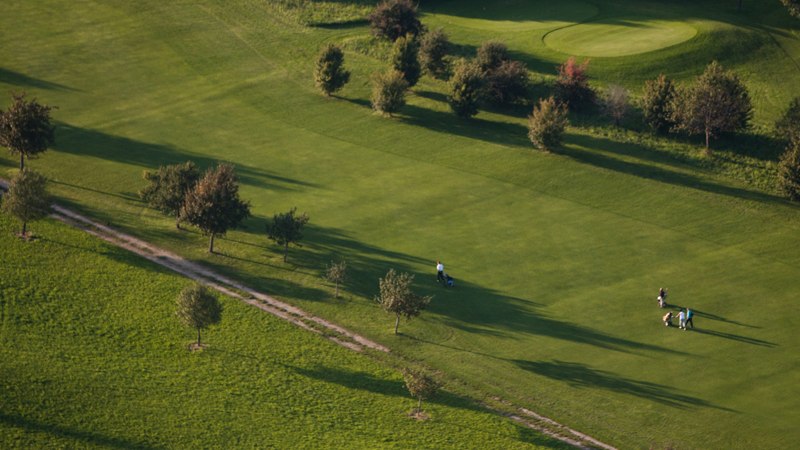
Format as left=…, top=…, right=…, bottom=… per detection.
left=544, top=18, right=698, bottom=57
left=423, top=0, right=597, bottom=32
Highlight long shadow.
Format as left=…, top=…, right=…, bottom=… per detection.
left=513, top=359, right=735, bottom=412
left=37, top=236, right=173, bottom=274
left=0, top=68, right=78, bottom=92
left=668, top=305, right=761, bottom=329
left=398, top=104, right=531, bottom=148
left=691, top=328, right=777, bottom=347
left=50, top=180, right=141, bottom=202
left=561, top=133, right=787, bottom=205
left=52, top=122, right=320, bottom=191
left=0, top=411, right=160, bottom=449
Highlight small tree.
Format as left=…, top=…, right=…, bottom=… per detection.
left=778, top=140, right=800, bottom=201
left=376, top=269, right=432, bottom=334
left=314, top=44, right=351, bottom=96
left=603, top=84, right=629, bottom=126
left=391, top=34, right=421, bottom=87
left=0, top=93, right=56, bottom=170
left=528, top=96, right=569, bottom=152
left=485, top=60, right=530, bottom=105
left=419, top=28, right=450, bottom=79
left=641, top=74, right=677, bottom=134
left=781, top=0, right=800, bottom=18
left=554, top=57, right=595, bottom=112
left=476, top=41, right=509, bottom=72
left=371, top=70, right=408, bottom=116
left=670, top=61, right=752, bottom=151
left=1, top=169, right=51, bottom=238
left=176, top=283, right=222, bottom=347
left=139, top=161, right=200, bottom=229
left=776, top=97, right=800, bottom=144
left=180, top=163, right=251, bottom=253
left=448, top=59, right=485, bottom=118
left=401, top=368, right=440, bottom=415
left=369, top=0, right=423, bottom=41
left=324, top=259, right=348, bottom=299
left=266, top=207, right=309, bottom=262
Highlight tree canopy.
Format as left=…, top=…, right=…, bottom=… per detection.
left=391, top=34, right=421, bottom=87
left=554, top=57, right=595, bottom=112
left=641, top=74, right=677, bottom=134
left=371, top=70, right=409, bottom=115
left=180, top=163, right=251, bottom=253
left=448, top=59, right=484, bottom=118
left=139, top=161, right=200, bottom=228
left=376, top=269, right=432, bottom=334
left=314, top=44, right=350, bottom=96
left=266, top=207, right=310, bottom=262
left=369, top=0, right=423, bottom=41
left=401, top=368, right=440, bottom=414
left=324, top=259, right=348, bottom=299
left=1, top=169, right=51, bottom=238
left=175, top=283, right=222, bottom=347
left=419, top=28, right=450, bottom=79
left=0, top=93, right=56, bottom=170
left=528, top=96, right=568, bottom=152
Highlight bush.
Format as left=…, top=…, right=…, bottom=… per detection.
left=476, top=41, right=509, bottom=72
left=391, top=34, right=421, bottom=87
left=778, top=140, right=800, bottom=200
left=603, top=84, right=629, bottom=126
left=776, top=97, right=800, bottom=144
left=419, top=28, right=450, bottom=79
left=371, top=70, right=408, bottom=115
left=554, top=57, right=595, bottom=112
left=369, top=0, right=423, bottom=41
left=448, top=59, right=485, bottom=118
left=527, top=96, right=568, bottom=151
left=641, top=74, right=676, bottom=134
left=314, top=44, right=350, bottom=96
left=485, top=60, right=530, bottom=105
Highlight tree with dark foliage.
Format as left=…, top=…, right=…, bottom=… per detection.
left=369, top=0, right=423, bottom=41
left=391, top=34, right=421, bottom=87
left=314, top=44, right=351, bottom=96
left=139, top=161, right=200, bottom=229
left=176, top=284, right=222, bottom=347
left=554, top=57, right=595, bottom=112
left=0, top=93, right=55, bottom=170
left=1, top=169, right=51, bottom=238
left=641, top=74, right=677, bottom=134
left=419, top=28, right=450, bottom=79
left=266, top=207, right=309, bottom=263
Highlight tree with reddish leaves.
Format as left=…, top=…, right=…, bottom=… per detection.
left=369, top=0, right=423, bottom=42
left=554, top=57, right=595, bottom=112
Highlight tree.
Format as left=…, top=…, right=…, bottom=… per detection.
left=641, top=74, right=677, bottom=134
left=781, top=0, right=800, bottom=18
left=369, top=0, right=423, bottom=41
left=375, top=269, right=432, bottom=334
left=485, top=60, right=530, bottom=105
left=139, top=161, right=200, bottom=229
left=603, top=85, right=629, bottom=126
left=475, top=41, right=509, bottom=72
left=776, top=97, right=800, bottom=144
left=419, top=28, right=450, bottom=79
left=324, top=259, right=348, bottom=299
left=314, top=44, right=351, bottom=96
left=554, top=57, right=595, bottom=112
left=401, top=368, right=440, bottom=415
left=448, top=59, right=485, bottom=118
left=371, top=70, right=408, bottom=115
left=778, top=139, right=800, bottom=201
left=0, top=93, right=56, bottom=170
left=266, top=207, right=309, bottom=262
left=391, top=34, right=421, bottom=87
left=670, top=61, right=752, bottom=151
left=180, top=163, right=251, bottom=253
left=176, top=283, right=222, bottom=347
left=527, top=96, right=569, bottom=152
left=1, top=169, right=51, bottom=238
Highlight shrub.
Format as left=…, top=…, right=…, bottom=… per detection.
left=778, top=140, right=800, bottom=201
left=391, top=34, right=421, bottom=87
left=476, top=41, right=509, bottom=72
left=485, top=60, right=530, bottom=105
left=641, top=74, right=676, bottom=134
left=419, top=28, right=450, bottom=79
left=776, top=97, right=800, bottom=144
left=369, top=0, right=423, bottom=41
left=314, top=44, right=350, bottom=96
left=554, top=57, right=595, bottom=112
left=527, top=96, right=568, bottom=151
left=448, top=59, right=484, bottom=118
left=1, top=169, right=51, bottom=238
left=371, top=70, right=408, bottom=115
left=603, top=84, right=629, bottom=126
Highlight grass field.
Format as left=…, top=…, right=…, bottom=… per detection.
left=2, top=0, right=800, bottom=448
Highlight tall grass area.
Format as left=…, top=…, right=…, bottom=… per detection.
left=2, top=0, right=800, bottom=448
left=0, top=215, right=564, bottom=449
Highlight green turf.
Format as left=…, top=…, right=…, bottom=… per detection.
left=0, top=214, right=565, bottom=449
left=2, top=0, right=800, bottom=448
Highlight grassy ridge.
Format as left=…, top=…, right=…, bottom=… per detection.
left=0, top=214, right=565, bottom=449
left=1, top=0, right=800, bottom=448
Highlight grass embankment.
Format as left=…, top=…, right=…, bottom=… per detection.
left=0, top=214, right=565, bottom=449
left=2, top=0, right=800, bottom=448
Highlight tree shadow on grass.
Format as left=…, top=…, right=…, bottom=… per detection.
left=690, top=328, right=777, bottom=347
left=398, top=104, right=530, bottom=148
left=52, top=122, right=320, bottom=192
left=0, top=411, right=160, bottom=449
left=513, top=360, right=736, bottom=412
left=561, top=134, right=787, bottom=205
left=0, top=68, right=79, bottom=92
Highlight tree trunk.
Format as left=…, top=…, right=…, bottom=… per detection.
left=21, top=221, right=27, bottom=237
left=283, top=243, right=288, bottom=262
left=738, top=0, right=743, bottom=12
left=176, top=219, right=182, bottom=230
left=417, top=397, right=422, bottom=412
left=19, top=153, right=24, bottom=170
left=394, top=314, right=400, bottom=334
left=197, top=328, right=201, bottom=346
left=705, top=128, right=711, bottom=151
left=334, top=282, right=339, bottom=299
left=209, top=233, right=215, bottom=253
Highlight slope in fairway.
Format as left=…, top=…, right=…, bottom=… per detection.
left=422, top=0, right=597, bottom=32
left=544, top=18, right=698, bottom=57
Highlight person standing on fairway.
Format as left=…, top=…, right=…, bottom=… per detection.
left=678, top=309, right=687, bottom=330
left=685, top=308, right=694, bottom=329
left=436, top=260, right=445, bottom=283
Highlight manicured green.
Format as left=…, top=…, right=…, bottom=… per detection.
left=0, top=214, right=563, bottom=449
left=2, top=0, right=800, bottom=448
